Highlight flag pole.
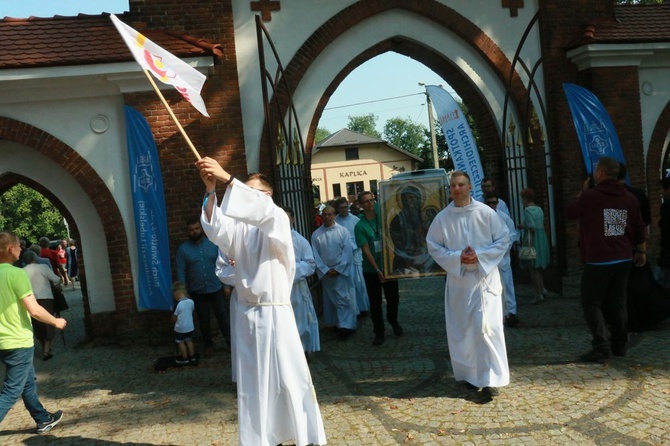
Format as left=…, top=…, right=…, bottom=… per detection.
left=142, top=69, right=202, bottom=161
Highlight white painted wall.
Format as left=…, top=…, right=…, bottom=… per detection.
left=0, top=74, right=138, bottom=313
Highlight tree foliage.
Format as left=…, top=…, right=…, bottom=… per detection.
left=314, top=127, right=332, bottom=143
left=347, top=113, right=381, bottom=139
left=382, top=117, right=427, bottom=158
left=0, top=184, right=67, bottom=244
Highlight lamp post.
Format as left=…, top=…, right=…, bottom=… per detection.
left=419, top=82, right=439, bottom=169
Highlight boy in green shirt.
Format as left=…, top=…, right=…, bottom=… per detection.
left=0, top=231, right=67, bottom=434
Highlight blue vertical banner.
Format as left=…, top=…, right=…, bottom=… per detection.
left=124, top=106, right=172, bottom=310
left=425, top=85, right=484, bottom=200
left=563, top=83, right=626, bottom=176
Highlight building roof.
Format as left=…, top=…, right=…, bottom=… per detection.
left=0, top=14, right=223, bottom=69
left=574, top=4, right=670, bottom=46
left=315, top=128, right=423, bottom=161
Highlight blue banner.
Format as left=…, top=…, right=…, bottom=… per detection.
left=563, top=83, right=626, bottom=177
left=124, top=106, right=172, bottom=310
left=425, top=85, right=484, bottom=200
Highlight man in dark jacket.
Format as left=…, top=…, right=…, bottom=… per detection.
left=566, top=157, right=647, bottom=362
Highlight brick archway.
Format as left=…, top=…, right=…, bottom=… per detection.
left=645, top=99, right=670, bottom=242
left=0, top=117, right=139, bottom=338
left=263, top=1, right=530, bottom=187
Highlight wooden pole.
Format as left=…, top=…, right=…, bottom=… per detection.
left=142, top=70, right=202, bottom=160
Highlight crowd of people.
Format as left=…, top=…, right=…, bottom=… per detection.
left=3, top=155, right=668, bottom=444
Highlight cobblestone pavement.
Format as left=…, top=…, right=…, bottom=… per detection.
left=2, top=276, right=670, bottom=445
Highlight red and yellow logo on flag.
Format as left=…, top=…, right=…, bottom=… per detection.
left=110, top=14, right=209, bottom=117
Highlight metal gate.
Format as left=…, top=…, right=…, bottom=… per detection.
left=256, top=15, right=314, bottom=239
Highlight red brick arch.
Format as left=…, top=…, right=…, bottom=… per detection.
left=267, top=1, right=530, bottom=182
left=0, top=116, right=138, bottom=337
left=645, top=99, right=670, bottom=240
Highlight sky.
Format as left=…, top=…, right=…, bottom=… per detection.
left=2, top=1, right=454, bottom=135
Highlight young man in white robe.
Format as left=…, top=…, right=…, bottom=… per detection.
left=196, top=157, right=326, bottom=446
left=284, top=207, right=321, bottom=354
left=426, top=171, right=511, bottom=397
left=484, top=192, right=521, bottom=327
left=334, top=197, right=370, bottom=317
left=311, top=205, right=358, bottom=339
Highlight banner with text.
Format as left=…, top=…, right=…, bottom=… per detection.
left=563, top=83, right=626, bottom=177
left=125, top=106, right=173, bottom=310
left=425, top=85, right=484, bottom=200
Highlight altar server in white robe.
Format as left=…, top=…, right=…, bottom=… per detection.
left=215, top=253, right=237, bottom=381
left=196, top=157, right=326, bottom=446
left=484, top=192, right=520, bottom=327
left=284, top=207, right=320, bottom=354
left=426, top=171, right=511, bottom=397
left=311, top=206, right=358, bottom=338
left=334, top=197, right=370, bottom=316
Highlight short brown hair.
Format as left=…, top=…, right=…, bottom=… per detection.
left=520, top=188, right=535, bottom=202
left=245, top=173, right=273, bottom=193
left=450, top=171, right=471, bottom=184
left=595, top=156, right=620, bottom=179
left=0, top=231, right=18, bottom=251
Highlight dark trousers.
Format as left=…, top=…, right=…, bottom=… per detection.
left=191, top=289, right=230, bottom=347
left=581, top=262, right=631, bottom=353
left=363, top=272, right=400, bottom=335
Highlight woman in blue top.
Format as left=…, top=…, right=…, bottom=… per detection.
left=518, top=188, right=550, bottom=304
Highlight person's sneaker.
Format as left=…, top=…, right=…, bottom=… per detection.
left=504, top=314, right=520, bottom=327
left=482, top=387, right=500, bottom=397
left=580, top=349, right=611, bottom=363
left=175, top=357, right=190, bottom=365
left=36, top=410, right=63, bottom=434
left=530, top=295, right=544, bottom=305
left=391, top=322, right=404, bottom=336
left=372, top=334, right=385, bottom=346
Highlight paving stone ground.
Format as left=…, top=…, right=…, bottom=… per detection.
left=1, top=275, right=669, bottom=445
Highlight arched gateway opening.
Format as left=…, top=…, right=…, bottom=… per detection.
left=256, top=3, right=556, bottom=286
left=0, top=118, right=162, bottom=338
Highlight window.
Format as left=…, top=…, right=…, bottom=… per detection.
left=345, top=147, right=359, bottom=160
left=370, top=180, right=378, bottom=197
left=332, top=183, right=341, bottom=198
left=347, top=181, right=364, bottom=199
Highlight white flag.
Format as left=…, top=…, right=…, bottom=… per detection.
left=110, top=14, right=209, bottom=117
left=425, top=85, right=484, bottom=200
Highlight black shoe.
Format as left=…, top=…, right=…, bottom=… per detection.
left=612, top=345, right=627, bottom=357
left=37, top=410, right=63, bottom=434
left=357, top=311, right=369, bottom=319
left=372, top=334, right=385, bottom=346
left=338, top=328, right=354, bottom=341
left=482, top=387, right=500, bottom=397
left=391, top=323, right=404, bottom=336
left=504, top=314, right=520, bottom=327
left=580, top=349, right=611, bottom=363
left=463, top=381, right=479, bottom=390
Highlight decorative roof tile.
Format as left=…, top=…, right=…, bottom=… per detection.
left=575, top=4, right=670, bottom=46
left=0, top=13, right=222, bottom=69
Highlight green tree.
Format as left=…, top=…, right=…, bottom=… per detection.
left=314, top=127, right=332, bottom=143
left=0, top=184, right=67, bottom=243
left=347, top=113, right=381, bottom=139
left=382, top=116, right=427, bottom=157
left=418, top=121, right=452, bottom=170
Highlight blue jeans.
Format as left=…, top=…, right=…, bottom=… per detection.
left=0, top=346, right=50, bottom=425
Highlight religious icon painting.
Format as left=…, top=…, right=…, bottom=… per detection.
left=379, top=169, right=448, bottom=279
